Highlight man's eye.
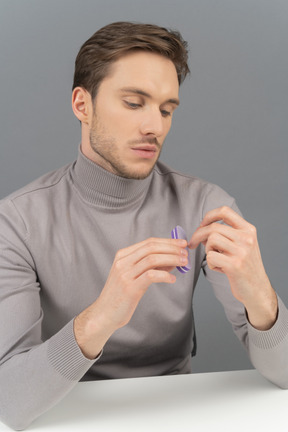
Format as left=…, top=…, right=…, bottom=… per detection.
left=124, top=101, right=141, bottom=109
left=161, top=110, right=171, bottom=118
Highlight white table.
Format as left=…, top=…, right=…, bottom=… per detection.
left=1, top=369, right=287, bottom=431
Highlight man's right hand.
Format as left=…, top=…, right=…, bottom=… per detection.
left=74, top=237, right=188, bottom=359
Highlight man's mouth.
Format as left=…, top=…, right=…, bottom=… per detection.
left=131, top=145, right=158, bottom=159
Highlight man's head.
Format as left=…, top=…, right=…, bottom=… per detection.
left=72, top=21, right=189, bottom=102
left=72, top=22, right=189, bottom=179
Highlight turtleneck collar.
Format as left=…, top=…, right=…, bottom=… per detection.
left=69, top=147, right=154, bottom=208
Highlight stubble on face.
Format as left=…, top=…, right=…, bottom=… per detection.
left=89, top=113, right=162, bottom=180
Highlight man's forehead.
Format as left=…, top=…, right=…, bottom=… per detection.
left=103, top=51, right=180, bottom=101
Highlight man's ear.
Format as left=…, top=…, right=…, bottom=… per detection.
left=72, top=87, right=92, bottom=124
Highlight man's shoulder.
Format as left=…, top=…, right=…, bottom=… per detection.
left=0, top=162, right=73, bottom=207
left=153, top=160, right=236, bottom=208
left=154, top=160, right=226, bottom=192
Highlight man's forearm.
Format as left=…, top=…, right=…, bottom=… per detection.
left=0, top=321, right=94, bottom=430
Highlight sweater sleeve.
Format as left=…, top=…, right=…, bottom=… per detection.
left=0, top=200, right=97, bottom=430
left=201, top=192, right=288, bottom=389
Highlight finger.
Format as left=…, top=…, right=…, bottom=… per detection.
left=205, top=232, right=237, bottom=256
left=200, top=206, right=247, bottom=230
left=156, top=265, right=175, bottom=272
left=189, top=223, right=240, bottom=249
left=206, top=250, right=230, bottom=273
left=130, top=252, right=189, bottom=279
left=136, top=268, right=177, bottom=291
left=116, top=237, right=187, bottom=261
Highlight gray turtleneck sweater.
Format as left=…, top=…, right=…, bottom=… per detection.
left=1, top=149, right=288, bottom=430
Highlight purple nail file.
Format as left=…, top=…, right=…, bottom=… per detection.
left=171, top=225, right=192, bottom=274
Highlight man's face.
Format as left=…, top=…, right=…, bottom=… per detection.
left=85, top=51, right=180, bottom=179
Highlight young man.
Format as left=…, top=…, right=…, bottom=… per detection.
left=0, top=22, right=287, bottom=430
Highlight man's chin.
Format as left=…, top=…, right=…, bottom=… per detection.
left=115, top=160, right=158, bottom=180
left=118, top=169, right=154, bottom=180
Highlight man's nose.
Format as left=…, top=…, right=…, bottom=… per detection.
left=139, top=109, right=165, bottom=137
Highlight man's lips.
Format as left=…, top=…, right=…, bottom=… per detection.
left=131, top=145, right=158, bottom=159
left=131, top=144, right=157, bottom=152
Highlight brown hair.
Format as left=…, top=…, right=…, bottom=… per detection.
left=72, top=21, right=190, bottom=101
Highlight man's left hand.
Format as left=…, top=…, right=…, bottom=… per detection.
left=189, top=206, right=278, bottom=330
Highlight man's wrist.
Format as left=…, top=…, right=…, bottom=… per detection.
left=73, top=306, right=115, bottom=360
left=245, top=288, right=278, bottom=331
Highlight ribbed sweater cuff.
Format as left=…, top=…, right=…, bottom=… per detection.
left=47, top=319, right=100, bottom=381
left=247, top=296, right=288, bottom=350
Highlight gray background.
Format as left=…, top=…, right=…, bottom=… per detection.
left=0, top=0, right=287, bottom=373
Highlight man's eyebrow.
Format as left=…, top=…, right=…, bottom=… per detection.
left=119, top=87, right=180, bottom=106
